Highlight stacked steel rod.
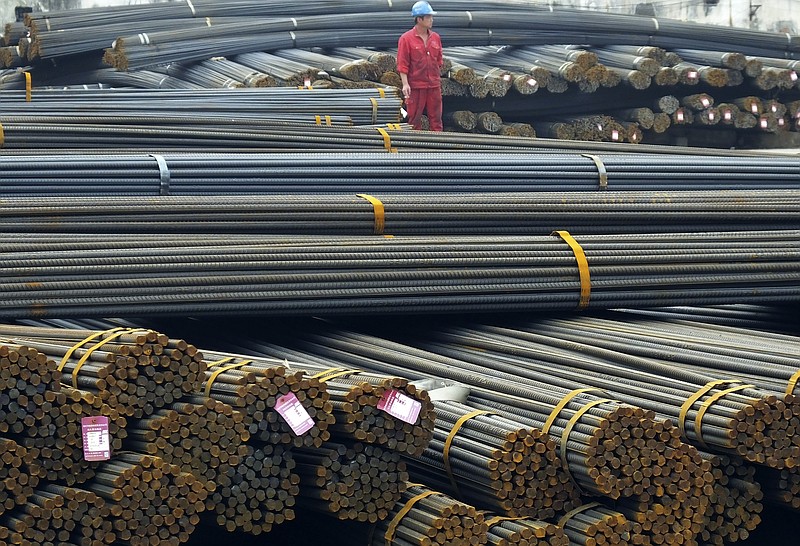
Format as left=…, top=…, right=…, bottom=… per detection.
left=0, top=191, right=798, bottom=234
left=0, top=231, right=797, bottom=318
left=0, top=324, right=205, bottom=418
left=292, top=441, right=409, bottom=523
left=2, top=152, right=800, bottom=196
left=278, top=327, right=713, bottom=545
left=424, top=320, right=797, bottom=468
left=370, top=483, right=489, bottom=546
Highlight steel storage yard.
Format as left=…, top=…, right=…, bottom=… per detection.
left=0, top=1, right=799, bottom=546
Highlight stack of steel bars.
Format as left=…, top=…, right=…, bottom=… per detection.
left=0, top=231, right=796, bottom=317
left=1, top=151, right=800, bottom=196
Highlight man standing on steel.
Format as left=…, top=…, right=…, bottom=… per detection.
left=397, top=1, right=444, bottom=131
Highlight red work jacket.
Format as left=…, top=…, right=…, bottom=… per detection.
left=397, top=28, right=443, bottom=89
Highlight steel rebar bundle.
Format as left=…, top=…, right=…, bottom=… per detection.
left=483, top=515, right=567, bottom=546
left=0, top=484, right=111, bottom=546
left=48, top=386, right=128, bottom=486
left=426, top=319, right=797, bottom=468
left=0, top=152, right=800, bottom=194
left=0, top=87, right=401, bottom=126
left=122, top=396, right=250, bottom=502
left=0, top=324, right=205, bottom=418
left=81, top=452, right=211, bottom=545
left=0, top=230, right=797, bottom=317
left=370, top=483, right=488, bottom=546
left=198, top=350, right=334, bottom=448
left=698, top=452, right=763, bottom=545
left=208, top=443, right=298, bottom=535
left=273, top=327, right=712, bottom=520
left=0, top=438, right=38, bottom=520
left=293, top=441, right=409, bottom=522
left=403, top=400, right=578, bottom=519
left=0, top=190, right=799, bottom=233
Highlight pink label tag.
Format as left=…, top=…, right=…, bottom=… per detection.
left=81, top=416, right=111, bottom=462
left=275, top=392, right=315, bottom=436
left=378, top=390, right=422, bottom=424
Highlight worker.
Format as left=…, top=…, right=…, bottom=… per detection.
left=397, top=1, right=444, bottom=131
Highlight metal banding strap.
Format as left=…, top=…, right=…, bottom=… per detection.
left=186, top=0, right=196, bottom=16
left=0, top=122, right=5, bottom=147
left=487, top=29, right=493, bottom=45
left=289, top=31, right=297, bottom=48
left=386, top=0, right=393, bottom=8
left=58, top=327, right=126, bottom=373
left=694, top=384, right=754, bottom=448
left=542, top=388, right=606, bottom=435
left=652, top=18, right=660, bottom=32
left=206, top=17, right=211, bottom=26
left=291, top=17, right=298, bottom=29
left=63, top=328, right=144, bottom=389
left=558, top=502, right=602, bottom=527
left=370, top=97, right=379, bottom=124
left=582, top=154, right=608, bottom=190
left=678, top=379, right=742, bottom=439
left=465, top=11, right=473, bottom=27
left=444, top=410, right=491, bottom=498
left=150, top=154, right=171, bottom=196
left=552, top=230, right=591, bottom=310
left=786, top=370, right=800, bottom=396
left=357, top=193, right=386, bottom=235
left=375, top=127, right=396, bottom=153
left=561, top=400, right=612, bottom=493
left=45, top=17, right=51, bottom=31
left=24, top=72, right=31, bottom=102
left=484, top=515, right=528, bottom=528
left=312, top=368, right=361, bottom=382
left=138, top=33, right=151, bottom=45
left=384, top=490, right=438, bottom=546
left=206, top=357, right=235, bottom=367
left=204, top=360, right=254, bottom=397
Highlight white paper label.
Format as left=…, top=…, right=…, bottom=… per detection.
left=378, top=390, right=422, bottom=424
left=82, top=416, right=111, bottom=462
left=275, top=392, right=315, bottom=436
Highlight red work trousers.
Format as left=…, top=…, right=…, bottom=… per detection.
left=406, top=87, right=443, bottom=131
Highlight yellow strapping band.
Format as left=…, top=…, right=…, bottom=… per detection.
left=377, top=88, right=386, bottom=98
left=552, top=230, right=591, bottom=310
left=0, top=122, right=4, bottom=148
left=370, top=97, right=379, bottom=124
left=444, top=410, right=491, bottom=498
left=24, top=72, right=31, bottom=102
left=542, top=388, right=606, bottom=435
left=58, top=327, right=126, bottom=372
left=316, top=369, right=360, bottom=382
left=582, top=154, right=608, bottom=190
left=357, top=193, right=386, bottom=235
left=385, top=490, right=438, bottom=546
left=206, top=357, right=235, bottom=368
left=694, top=384, right=754, bottom=448
left=386, top=123, right=403, bottom=130
left=204, top=360, right=253, bottom=397
left=375, top=127, right=396, bottom=152
left=315, top=115, right=321, bottom=125
left=69, top=329, right=141, bottom=389
left=678, top=380, right=741, bottom=439
left=311, top=367, right=345, bottom=379
left=558, top=502, right=602, bottom=527
left=485, top=515, right=528, bottom=528
left=561, top=399, right=612, bottom=493
left=786, top=370, right=800, bottom=396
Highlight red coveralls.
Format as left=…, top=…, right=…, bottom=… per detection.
left=397, top=27, right=443, bottom=131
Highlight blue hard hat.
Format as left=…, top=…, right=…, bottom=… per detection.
left=411, top=1, right=437, bottom=16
